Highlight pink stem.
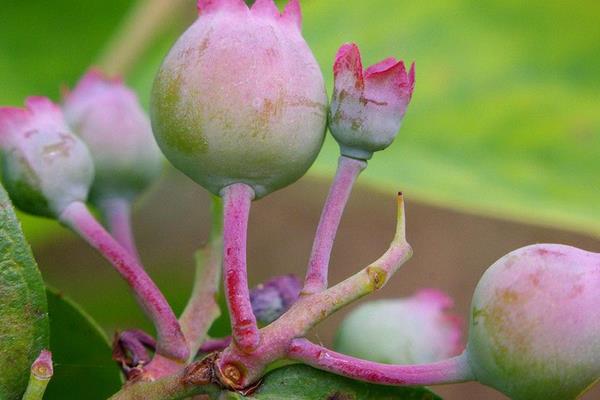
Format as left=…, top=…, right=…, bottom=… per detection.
left=198, top=337, right=233, bottom=353
left=59, top=201, right=188, bottom=362
left=98, top=197, right=141, bottom=263
left=288, top=339, right=473, bottom=386
left=303, top=156, right=367, bottom=295
left=221, top=183, right=260, bottom=353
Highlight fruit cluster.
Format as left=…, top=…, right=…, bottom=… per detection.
left=1, top=1, right=598, bottom=399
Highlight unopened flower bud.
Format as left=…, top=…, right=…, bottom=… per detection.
left=22, top=349, right=53, bottom=400
left=151, top=0, right=328, bottom=198
left=0, top=97, right=94, bottom=217
left=250, top=274, right=301, bottom=324
left=467, top=244, right=600, bottom=400
left=329, top=43, right=415, bottom=160
left=335, top=289, right=463, bottom=364
left=63, top=69, right=162, bottom=202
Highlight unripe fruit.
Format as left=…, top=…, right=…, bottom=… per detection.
left=329, top=43, right=414, bottom=160
left=151, top=0, right=328, bottom=198
left=63, top=69, right=162, bottom=202
left=0, top=97, right=94, bottom=217
left=335, top=289, right=463, bottom=364
left=467, top=244, right=600, bottom=400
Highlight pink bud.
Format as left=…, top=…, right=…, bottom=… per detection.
left=0, top=97, right=94, bottom=217
left=250, top=274, right=301, bottom=324
left=31, top=349, right=53, bottom=380
left=467, top=244, right=600, bottom=399
left=330, top=43, right=415, bottom=160
left=63, top=69, right=162, bottom=202
left=335, top=289, right=463, bottom=364
left=152, top=0, right=327, bottom=198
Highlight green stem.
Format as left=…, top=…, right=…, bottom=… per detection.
left=22, top=350, right=53, bottom=400
left=180, top=195, right=224, bottom=358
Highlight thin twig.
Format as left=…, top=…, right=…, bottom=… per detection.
left=288, top=338, right=474, bottom=386
left=98, top=196, right=141, bottom=263
left=59, top=201, right=189, bottom=363
left=284, top=193, right=412, bottom=336
left=302, top=156, right=367, bottom=295
left=180, top=195, right=223, bottom=358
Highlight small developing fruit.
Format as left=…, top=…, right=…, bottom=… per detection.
left=0, top=97, right=94, bottom=217
left=151, top=0, right=328, bottom=198
left=467, top=244, right=600, bottom=400
left=329, top=43, right=414, bottom=160
left=335, top=289, right=463, bottom=364
left=63, top=69, right=163, bottom=203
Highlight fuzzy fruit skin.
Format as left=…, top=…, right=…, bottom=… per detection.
left=467, top=244, right=600, bottom=400
left=151, top=0, right=328, bottom=198
left=0, top=97, right=94, bottom=217
left=335, top=289, right=463, bottom=364
left=63, top=69, right=162, bottom=202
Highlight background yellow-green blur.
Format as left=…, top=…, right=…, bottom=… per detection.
left=1, top=1, right=599, bottom=399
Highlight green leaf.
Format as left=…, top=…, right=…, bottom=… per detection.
left=0, top=183, right=49, bottom=400
left=45, top=289, right=122, bottom=400
left=235, top=364, right=441, bottom=400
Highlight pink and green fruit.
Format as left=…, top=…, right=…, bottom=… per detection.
left=467, top=244, right=600, bottom=400
left=151, top=0, right=328, bottom=198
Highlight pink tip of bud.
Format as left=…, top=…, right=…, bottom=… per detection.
left=24, top=96, right=61, bottom=114
left=64, top=68, right=123, bottom=103
left=414, top=288, right=455, bottom=310
left=364, top=59, right=414, bottom=99
left=410, top=289, right=465, bottom=356
left=282, top=0, right=302, bottom=29
left=251, top=0, right=280, bottom=18
left=80, top=67, right=121, bottom=84
left=408, top=62, right=416, bottom=93
left=0, top=97, right=63, bottom=147
left=248, top=0, right=302, bottom=30
left=31, top=349, right=53, bottom=380
left=197, top=0, right=247, bottom=15
left=333, top=43, right=364, bottom=86
left=444, top=313, right=466, bottom=356
left=0, top=107, right=28, bottom=138
left=364, top=57, right=400, bottom=77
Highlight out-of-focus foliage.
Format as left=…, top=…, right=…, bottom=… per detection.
left=1, top=0, right=599, bottom=239
left=45, top=289, right=122, bottom=399
left=0, top=183, right=48, bottom=400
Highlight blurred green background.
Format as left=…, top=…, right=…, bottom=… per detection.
left=1, top=0, right=599, bottom=399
